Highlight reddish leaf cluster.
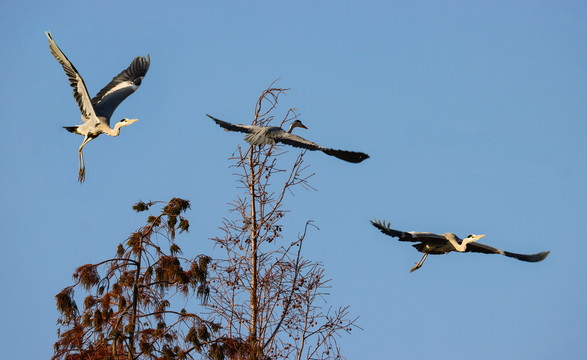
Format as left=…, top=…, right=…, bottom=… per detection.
left=53, top=198, right=218, bottom=360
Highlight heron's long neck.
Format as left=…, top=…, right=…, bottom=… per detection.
left=459, top=238, right=475, bottom=251
left=103, top=122, right=123, bottom=137
left=445, top=234, right=467, bottom=252
left=286, top=124, right=295, bottom=133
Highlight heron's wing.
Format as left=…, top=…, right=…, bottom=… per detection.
left=281, top=125, right=369, bottom=162
left=279, top=130, right=369, bottom=162
left=92, top=55, right=150, bottom=123
left=466, top=242, right=550, bottom=262
left=322, top=148, right=370, bottom=163
left=276, top=132, right=321, bottom=151
left=45, top=31, right=95, bottom=122
left=207, top=114, right=255, bottom=134
left=370, top=219, right=416, bottom=241
left=464, top=242, right=503, bottom=255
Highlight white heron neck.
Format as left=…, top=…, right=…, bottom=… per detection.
left=461, top=238, right=475, bottom=248
left=102, top=122, right=123, bottom=137
left=444, top=233, right=467, bottom=252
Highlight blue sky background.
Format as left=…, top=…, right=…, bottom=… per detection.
left=1, top=1, right=585, bottom=359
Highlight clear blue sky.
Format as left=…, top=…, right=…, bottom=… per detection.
left=0, top=1, right=585, bottom=359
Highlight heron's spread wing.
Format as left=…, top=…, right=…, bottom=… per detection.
left=276, top=132, right=321, bottom=151
left=207, top=114, right=255, bottom=134
left=46, top=31, right=95, bottom=122
left=322, top=148, right=369, bottom=163
left=464, top=242, right=503, bottom=255
left=370, top=219, right=416, bottom=241
left=92, top=55, right=150, bottom=122
left=466, top=242, right=550, bottom=262
left=276, top=132, right=370, bottom=164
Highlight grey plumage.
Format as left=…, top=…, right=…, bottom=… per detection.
left=91, top=55, right=150, bottom=123
left=371, top=219, right=550, bottom=272
left=46, top=31, right=149, bottom=182
left=208, top=114, right=369, bottom=163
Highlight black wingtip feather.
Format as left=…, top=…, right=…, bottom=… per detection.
left=322, top=148, right=369, bottom=163
left=206, top=114, right=225, bottom=127
left=370, top=219, right=405, bottom=238
left=504, top=250, right=550, bottom=262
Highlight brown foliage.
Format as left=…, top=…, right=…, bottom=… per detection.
left=53, top=198, right=217, bottom=360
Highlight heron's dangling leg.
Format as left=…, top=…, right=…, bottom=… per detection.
left=78, top=136, right=93, bottom=183
left=410, top=253, right=429, bottom=272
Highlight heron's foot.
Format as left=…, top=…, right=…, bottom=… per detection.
left=78, top=168, right=85, bottom=183
left=410, top=263, right=422, bottom=272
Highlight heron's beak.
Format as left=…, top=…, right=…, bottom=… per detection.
left=128, top=118, right=139, bottom=124
left=299, top=123, right=308, bottom=129
left=477, top=234, right=486, bottom=240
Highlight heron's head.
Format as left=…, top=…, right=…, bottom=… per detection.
left=286, top=120, right=308, bottom=133
left=111, top=118, right=139, bottom=136
left=464, top=234, right=485, bottom=243
left=291, top=120, right=307, bottom=129
left=292, top=120, right=307, bottom=130
left=119, top=118, right=139, bottom=127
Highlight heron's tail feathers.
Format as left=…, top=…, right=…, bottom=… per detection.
left=63, top=126, right=81, bottom=135
left=504, top=250, right=550, bottom=262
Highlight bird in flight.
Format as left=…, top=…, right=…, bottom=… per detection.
left=45, top=31, right=150, bottom=183
left=371, top=219, right=550, bottom=272
left=207, top=114, right=369, bottom=163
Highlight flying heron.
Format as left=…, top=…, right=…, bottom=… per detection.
left=371, top=219, right=550, bottom=272
left=45, top=31, right=150, bottom=183
left=207, top=114, right=369, bottom=163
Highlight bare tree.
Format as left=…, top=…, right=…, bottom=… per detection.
left=205, top=84, right=359, bottom=360
left=53, top=198, right=219, bottom=360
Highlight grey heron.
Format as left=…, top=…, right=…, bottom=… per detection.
left=45, top=31, right=150, bottom=183
left=371, top=219, right=550, bottom=272
left=207, top=114, right=369, bottom=163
